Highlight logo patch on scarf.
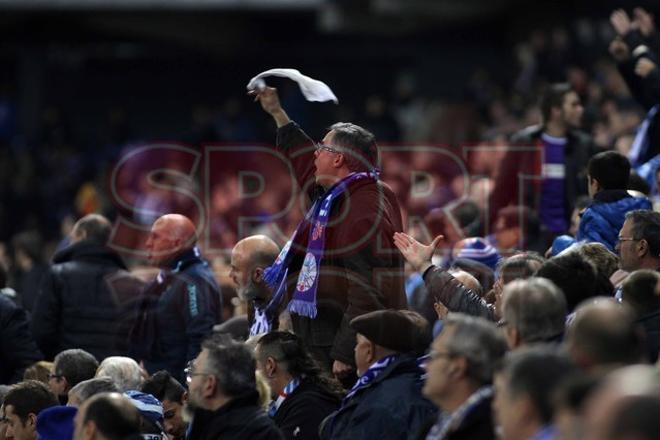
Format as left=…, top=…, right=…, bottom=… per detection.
left=297, top=253, right=318, bottom=292
left=312, top=221, right=324, bottom=241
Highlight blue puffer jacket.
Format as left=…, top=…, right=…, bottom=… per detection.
left=577, top=190, right=652, bottom=252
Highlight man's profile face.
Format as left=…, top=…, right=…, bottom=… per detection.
left=3, top=405, right=34, bottom=440
left=48, top=365, right=67, bottom=397
left=422, top=326, right=456, bottom=409
left=162, top=398, right=187, bottom=440
left=145, top=219, right=179, bottom=267
left=561, top=91, right=584, bottom=128
left=617, top=218, right=640, bottom=272
left=229, top=245, right=251, bottom=301
left=314, top=130, right=342, bottom=187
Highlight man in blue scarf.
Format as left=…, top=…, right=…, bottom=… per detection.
left=253, top=87, right=406, bottom=379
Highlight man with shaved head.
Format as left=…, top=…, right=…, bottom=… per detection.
left=230, top=235, right=281, bottom=335
left=131, top=214, right=222, bottom=383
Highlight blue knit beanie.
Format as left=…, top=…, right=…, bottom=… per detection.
left=36, top=406, right=77, bottom=440
left=454, top=237, right=501, bottom=270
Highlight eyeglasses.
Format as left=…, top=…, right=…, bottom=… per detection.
left=315, top=142, right=343, bottom=154
left=184, top=361, right=213, bottom=384
left=617, top=237, right=640, bottom=243
left=427, top=350, right=454, bottom=361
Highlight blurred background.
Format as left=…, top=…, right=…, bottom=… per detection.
left=0, top=0, right=657, bottom=270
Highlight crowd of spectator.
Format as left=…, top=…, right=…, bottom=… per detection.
left=2, top=4, right=660, bottom=440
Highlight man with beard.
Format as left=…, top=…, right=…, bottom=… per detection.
left=229, top=235, right=281, bottom=336
left=184, top=335, right=283, bottom=440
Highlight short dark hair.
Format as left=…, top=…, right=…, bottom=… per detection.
left=622, top=270, right=660, bottom=318
left=625, top=210, right=660, bottom=257
left=328, top=122, right=378, bottom=172
left=3, top=380, right=58, bottom=423
left=73, top=214, right=112, bottom=245
left=535, top=253, right=598, bottom=312
left=498, top=252, right=545, bottom=284
left=69, top=377, right=119, bottom=403
left=588, top=151, right=630, bottom=191
left=502, top=346, right=576, bottom=424
left=202, top=335, right=255, bottom=397
left=82, top=393, right=141, bottom=439
left=257, top=332, right=344, bottom=399
left=53, top=349, right=99, bottom=390
left=140, top=370, right=185, bottom=403
left=540, top=83, right=573, bottom=122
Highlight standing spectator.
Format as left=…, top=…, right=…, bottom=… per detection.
left=255, top=331, right=343, bottom=439
left=253, top=87, right=406, bottom=378
left=320, top=310, right=437, bottom=439
left=229, top=235, right=281, bottom=336
left=131, top=214, right=222, bottom=383
left=577, top=151, right=651, bottom=251
left=48, top=349, right=99, bottom=405
left=421, top=313, right=507, bottom=439
left=31, top=214, right=144, bottom=361
left=11, top=231, right=48, bottom=313
left=185, top=335, right=283, bottom=439
left=141, top=371, right=188, bottom=440
left=1, top=380, right=58, bottom=440
left=0, top=287, right=42, bottom=385
left=490, top=83, right=594, bottom=236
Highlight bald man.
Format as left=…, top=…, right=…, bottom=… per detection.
left=131, top=214, right=222, bottom=383
left=230, top=235, right=280, bottom=335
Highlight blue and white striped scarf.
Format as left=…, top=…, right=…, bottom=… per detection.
left=268, top=377, right=301, bottom=417
left=343, top=354, right=399, bottom=405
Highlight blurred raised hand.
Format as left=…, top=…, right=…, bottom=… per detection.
left=393, top=232, right=443, bottom=273
left=611, top=9, right=634, bottom=36
left=634, top=7, right=655, bottom=37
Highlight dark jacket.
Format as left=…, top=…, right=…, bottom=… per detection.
left=416, top=394, right=496, bottom=440
left=637, top=309, right=660, bottom=363
left=490, top=125, right=595, bottom=228
left=131, top=248, right=221, bottom=383
left=31, top=241, right=144, bottom=361
left=272, top=380, right=341, bottom=440
left=320, top=354, right=437, bottom=440
left=187, top=390, right=284, bottom=440
left=577, top=190, right=652, bottom=252
left=423, top=266, right=496, bottom=321
left=276, top=122, right=406, bottom=366
left=0, top=295, right=43, bottom=384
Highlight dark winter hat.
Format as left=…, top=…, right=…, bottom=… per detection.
left=36, top=405, right=77, bottom=440
left=350, top=309, right=420, bottom=353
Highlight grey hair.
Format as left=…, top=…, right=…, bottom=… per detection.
left=95, top=357, right=143, bottom=392
left=202, top=335, right=256, bottom=397
left=443, top=313, right=507, bottom=386
left=69, top=377, right=119, bottom=403
left=503, top=277, right=567, bottom=343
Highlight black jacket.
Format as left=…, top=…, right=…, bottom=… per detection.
left=187, top=390, right=284, bottom=440
left=272, top=380, right=341, bottom=440
left=416, top=394, right=496, bottom=440
left=131, top=248, right=221, bottom=383
left=320, top=355, right=437, bottom=440
left=31, top=241, right=144, bottom=361
left=0, top=295, right=43, bottom=384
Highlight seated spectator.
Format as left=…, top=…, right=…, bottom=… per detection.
left=621, top=270, right=660, bottom=362
left=255, top=331, right=343, bottom=440
left=564, top=242, right=619, bottom=279
left=616, top=210, right=660, bottom=273
left=0, top=291, right=43, bottom=385
left=320, top=310, right=437, bottom=439
left=490, top=252, right=545, bottom=315
left=95, top=356, right=143, bottom=392
left=185, top=335, right=283, bottom=439
left=22, top=361, right=52, bottom=384
left=584, top=364, right=660, bottom=440
left=32, top=214, right=144, bottom=361
left=535, top=252, right=604, bottom=312
left=124, top=390, right=166, bottom=439
left=421, top=313, right=507, bottom=439
left=451, top=258, right=495, bottom=293
left=67, top=377, right=119, bottom=408
left=577, top=151, right=651, bottom=251
left=49, top=349, right=99, bottom=405
left=36, top=406, right=77, bottom=440
left=493, top=346, right=577, bottom=440
left=501, top=277, right=567, bottom=349
left=73, top=392, right=142, bottom=440
left=1, top=380, right=58, bottom=440
left=141, top=371, right=188, bottom=440
left=451, top=237, right=501, bottom=271
left=565, top=298, right=644, bottom=373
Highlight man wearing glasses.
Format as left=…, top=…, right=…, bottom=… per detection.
left=252, top=87, right=406, bottom=381
left=616, top=210, right=660, bottom=274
